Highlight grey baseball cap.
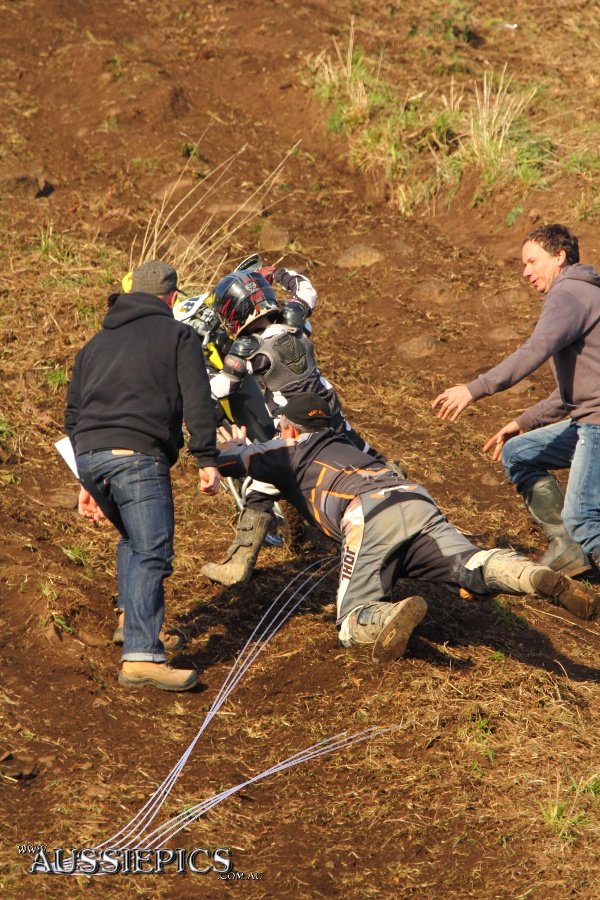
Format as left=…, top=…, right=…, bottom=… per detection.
left=130, top=260, right=183, bottom=295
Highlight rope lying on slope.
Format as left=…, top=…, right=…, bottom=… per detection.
left=51, top=554, right=396, bottom=875
left=95, top=556, right=338, bottom=852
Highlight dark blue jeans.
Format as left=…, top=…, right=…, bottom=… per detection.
left=501, top=420, right=600, bottom=558
left=76, top=450, right=174, bottom=662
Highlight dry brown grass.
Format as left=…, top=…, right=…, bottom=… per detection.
left=130, top=144, right=299, bottom=293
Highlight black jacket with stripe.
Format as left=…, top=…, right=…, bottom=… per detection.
left=216, top=429, right=408, bottom=541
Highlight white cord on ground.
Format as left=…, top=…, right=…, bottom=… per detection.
left=94, top=555, right=339, bottom=852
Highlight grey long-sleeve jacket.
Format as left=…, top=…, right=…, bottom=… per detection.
left=467, top=264, right=600, bottom=430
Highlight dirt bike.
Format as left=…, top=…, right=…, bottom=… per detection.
left=173, top=254, right=285, bottom=545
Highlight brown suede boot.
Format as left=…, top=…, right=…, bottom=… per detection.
left=118, top=661, right=198, bottom=691
left=201, top=508, right=275, bottom=586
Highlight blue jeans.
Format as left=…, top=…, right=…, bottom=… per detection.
left=501, top=420, right=600, bottom=557
left=76, top=450, right=175, bottom=662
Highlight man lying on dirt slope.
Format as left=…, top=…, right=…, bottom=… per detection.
left=215, top=392, right=598, bottom=664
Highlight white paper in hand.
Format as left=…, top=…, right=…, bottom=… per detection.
left=54, top=436, right=79, bottom=480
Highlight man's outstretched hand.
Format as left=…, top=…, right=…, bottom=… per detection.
left=432, top=384, right=474, bottom=421
left=217, top=423, right=247, bottom=443
left=482, top=421, right=522, bottom=461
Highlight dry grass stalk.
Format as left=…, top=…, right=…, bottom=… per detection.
left=311, top=17, right=370, bottom=124
left=465, top=66, right=536, bottom=167
left=331, top=17, right=369, bottom=116
left=130, top=143, right=299, bottom=292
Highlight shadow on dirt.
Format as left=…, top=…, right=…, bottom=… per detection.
left=173, top=560, right=600, bottom=686
left=396, top=578, right=600, bottom=685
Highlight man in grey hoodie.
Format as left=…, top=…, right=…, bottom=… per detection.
left=432, top=224, right=600, bottom=577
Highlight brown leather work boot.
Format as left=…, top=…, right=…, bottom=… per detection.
left=483, top=549, right=598, bottom=620
left=118, top=661, right=198, bottom=691
left=529, top=568, right=598, bottom=620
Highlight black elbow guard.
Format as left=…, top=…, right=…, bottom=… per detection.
left=223, top=335, right=259, bottom=377
left=281, top=301, right=310, bottom=330
left=223, top=353, right=247, bottom=378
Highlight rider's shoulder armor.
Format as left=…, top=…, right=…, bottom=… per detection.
left=281, top=301, right=310, bottom=331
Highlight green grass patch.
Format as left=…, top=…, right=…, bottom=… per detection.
left=98, top=115, right=119, bottom=134
left=0, top=416, right=16, bottom=456
left=107, top=54, right=126, bottom=80
left=540, top=798, right=587, bottom=842
left=61, top=544, right=91, bottom=566
left=505, top=206, right=523, bottom=227
left=571, top=189, right=600, bottom=222
left=36, top=223, right=80, bottom=265
left=566, top=150, right=600, bottom=176
left=43, top=365, right=69, bottom=393
left=459, top=710, right=495, bottom=744
left=578, top=775, right=600, bottom=798
left=489, top=597, right=527, bottom=629
left=40, top=579, right=58, bottom=603
left=308, top=24, right=556, bottom=212
left=48, top=613, right=73, bottom=634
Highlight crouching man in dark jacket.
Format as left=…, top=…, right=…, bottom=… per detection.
left=65, top=260, right=220, bottom=692
left=215, top=392, right=597, bottom=663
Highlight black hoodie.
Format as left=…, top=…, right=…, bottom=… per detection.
left=65, top=292, right=217, bottom=466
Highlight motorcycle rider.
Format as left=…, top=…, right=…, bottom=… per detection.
left=199, top=264, right=403, bottom=586
left=214, top=392, right=597, bottom=662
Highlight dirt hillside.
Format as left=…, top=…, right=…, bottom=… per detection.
left=1, top=1, right=599, bottom=898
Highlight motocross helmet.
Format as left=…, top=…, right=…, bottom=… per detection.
left=212, top=270, right=279, bottom=337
